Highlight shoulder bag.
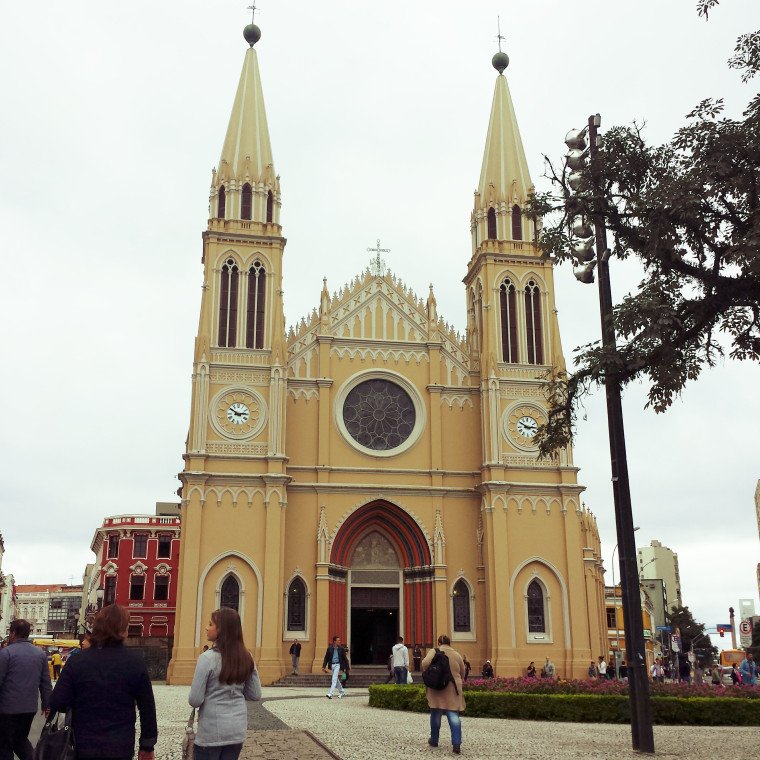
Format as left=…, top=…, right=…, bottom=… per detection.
left=181, top=708, right=196, bottom=760
left=33, top=711, right=75, bottom=760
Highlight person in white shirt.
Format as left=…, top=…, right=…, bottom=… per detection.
left=391, top=636, right=410, bottom=685
left=598, top=656, right=607, bottom=679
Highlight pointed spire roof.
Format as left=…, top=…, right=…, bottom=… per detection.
left=477, top=67, right=533, bottom=205
left=218, top=42, right=275, bottom=185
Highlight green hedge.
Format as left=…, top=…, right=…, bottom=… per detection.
left=367, top=685, right=760, bottom=726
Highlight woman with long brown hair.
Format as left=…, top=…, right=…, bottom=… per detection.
left=189, top=607, right=261, bottom=760
left=49, top=604, right=157, bottom=760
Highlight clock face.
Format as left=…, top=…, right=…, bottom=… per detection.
left=516, top=416, right=538, bottom=438
left=210, top=388, right=265, bottom=439
left=226, top=402, right=250, bottom=425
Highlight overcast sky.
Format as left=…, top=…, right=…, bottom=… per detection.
left=1, top=1, right=757, bottom=643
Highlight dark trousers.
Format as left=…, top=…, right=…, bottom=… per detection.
left=0, top=712, right=35, bottom=760
left=193, top=744, right=244, bottom=760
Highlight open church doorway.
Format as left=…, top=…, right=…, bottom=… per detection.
left=348, top=532, right=402, bottom=665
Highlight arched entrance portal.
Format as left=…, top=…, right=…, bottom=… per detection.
left=329, top=501, right=433, bottom=664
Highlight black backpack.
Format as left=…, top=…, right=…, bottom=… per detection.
left=422, top=648, right=459, bottom=694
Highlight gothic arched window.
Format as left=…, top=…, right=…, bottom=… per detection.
left=452, top=579, right=471, bottom=633
left=220, top=575, right=240, bottom=612
left=524, top=280, right=544, bottom=364
left=241, top=183, right=253, bottom=220
left=287, top=577, right=306, bottom=631
left=266, top=190, right=273, bottom=223
left=527, top=580, right=545, bottom=633
left=511, top=204, right=523, bottom=240
left=487, top=207, right=497, bottom=240
left=499, top=278, right=518, bottom=363
left=245, top=261, right=266, bottom=349
left=218, top=259, right=239, bottom=347
left=217, top=185, right=226, bottom=219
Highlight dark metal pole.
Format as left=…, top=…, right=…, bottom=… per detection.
left=587, top=114, right=655, bottom=753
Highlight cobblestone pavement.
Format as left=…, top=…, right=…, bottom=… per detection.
left=147, top=686, right=760, bottom=760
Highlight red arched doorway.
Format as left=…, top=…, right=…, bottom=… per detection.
left=329, top=501, right=433, bottom=664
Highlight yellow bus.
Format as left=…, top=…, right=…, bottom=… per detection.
left=719, top=649, right=745, bottom=667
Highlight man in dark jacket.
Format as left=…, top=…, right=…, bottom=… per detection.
left=0, top=619, right=51, bottom=760
left=321, top=635, right=350, bottom=699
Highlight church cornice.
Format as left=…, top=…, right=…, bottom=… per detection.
left=202, top=228, right=286, bottom=246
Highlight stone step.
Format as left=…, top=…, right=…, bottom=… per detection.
left=271, top=669, right=421, bottom=688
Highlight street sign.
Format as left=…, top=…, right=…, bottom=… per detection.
left=740, top=618, right=752, bottom=647
left=739, top=620, right=752, bottom=634
left=656, top=625, right=671, bottom=632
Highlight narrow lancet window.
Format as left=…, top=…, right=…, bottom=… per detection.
left=220, top=575, right=240, bottom=611
left=218, top=259, right=239, bottom=347
left=499, top=279, right=518, bottom=363
left=241, top=183, right=253, bottom=220
left=246, top=261, right=266, bottom=349
left=487, top=207, right=497, bottom=240
left=511, top=204, right=523, bottom=240
left=266, top=190, right=274, bottom=223
left=525, top=280, right=544, bottom=364
left=287, top=577, right=306, bottom=631
left=527, top=580, right=545, bottom=633
left=217, top=185, right=226, bottom=219
left=452, top=579, right=471, bottom=632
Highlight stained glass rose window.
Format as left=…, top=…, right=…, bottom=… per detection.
left=342, top=379, right=416, bottom=451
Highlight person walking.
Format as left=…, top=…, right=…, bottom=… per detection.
left=0, top=619, right=52, bottom=760
left=543, top=657, right=556, bottom=680
left=597, top=656, right=607, bottom=679
left=189, top=607, right=261, bottom=760
left=391, top=636, right=409, bottom=685
left=49, top=604, right=157, bottom=760
left=321, top=635, right=350, bottom=699
left=421, top=635, right=465, bottom=755
left=462, top=655, right=471, bottom=682
left=739, top=652, right=757, bottom=686
left=526, top=661, right=536, bottom=679
left=413, top=644, right=422, bottom=673
left=587, top=661, right=597, bottom=679
left=288, top=640, right=301, bottom=676
left=731, top=662, right=742, bottom=685
left=710, top=662, right=724, bottom=688
left=50, top=651, right=63, bottom=682
left=481, top=660, right=493, bottom=678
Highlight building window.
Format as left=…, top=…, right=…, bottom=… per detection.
left=129, top=575, right=145, bottom=601
left=287, top=577, right=306, bottom=631
left=241, top=183, right=253, bottom=220
left=154, top=576, right=169, bottom=601
left=133, top=533, right=148, bottom=559
left=157, top=534, right=172, bottom=559
left=127, top=624, right=142, bottom=637
left=218, top=185, right=226, bottom=219
left=107, top=535, right=119, bottom=559
left=606, top=607, right=617, bottom=629
left=105, top=576, right=117, bottom=605
left=524, top=280, right=544, bottom=364
left=487, top=207, right=497, bottom=239
left=266, top=190, right=273, bottom=223
left=220, top=575, right=240, bottom=612
left=245, top=261, right=266, bottom=349
left=511, top=204, right=523, bottom=240
left=499, top=279, right=518, bottom=363
left=452, top=579, right=471, bottom=633
left=218, top=259, right=239, bottom=347
left=527, top=580, right=545, bottom=633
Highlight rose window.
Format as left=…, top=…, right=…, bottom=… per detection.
left=342, top=379, right=416, bottom=451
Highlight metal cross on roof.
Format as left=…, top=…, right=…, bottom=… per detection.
left=496, top=16, right=505, bottom=52
left=367, top=238, right=390, bottom=276
left=247, top=3, right=258, bottom=23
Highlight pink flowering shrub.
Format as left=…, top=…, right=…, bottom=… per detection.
left=463, top=677, right=760, bottom=699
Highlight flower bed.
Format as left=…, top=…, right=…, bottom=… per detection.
left=367, top=684, right=760, bottom=726
left=464, top=676, right=760, bottom=699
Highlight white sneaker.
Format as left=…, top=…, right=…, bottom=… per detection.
left=326, top=694, right=332, bottom=699
left=337, top=693, right=344, bottom=699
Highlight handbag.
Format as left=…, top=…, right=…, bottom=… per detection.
left=181, top=708, right=196, bottom=760
left=406, top=670, right=414, bottom=684
left=33, top=711, right=75, bottom=760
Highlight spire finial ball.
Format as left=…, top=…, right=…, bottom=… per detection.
left=244, top=23, right=261, bottom=47
left=492, top=51, right=509, bottom=74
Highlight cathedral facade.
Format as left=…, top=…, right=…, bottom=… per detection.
left=167, top=25, right=607, bottom=685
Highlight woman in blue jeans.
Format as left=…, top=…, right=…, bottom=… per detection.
left=421, top=635, right=466, bottom=754
left=189, top=608, right=261, bottom=760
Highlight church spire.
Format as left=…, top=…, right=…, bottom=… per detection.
left=471, top=41, right=534, bottom=250
left=210, top=22, right=280, bottom=226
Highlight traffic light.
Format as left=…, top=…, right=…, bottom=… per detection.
left=719, top=629, right=724, bottom=638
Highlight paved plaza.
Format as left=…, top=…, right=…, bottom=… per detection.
left=146, top=685, right=756, bottom=760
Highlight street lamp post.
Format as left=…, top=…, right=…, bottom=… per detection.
left=96, top=585, right=105, bottom=611
left=564, top=114, right=655, bottom=753
left=611, top=527, right=639, bottom=680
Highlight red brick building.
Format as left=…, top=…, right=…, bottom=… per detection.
left=91, top=512, right=181, bottom=639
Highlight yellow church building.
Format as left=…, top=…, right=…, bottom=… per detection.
left=167, top=22, right=607, bottom=685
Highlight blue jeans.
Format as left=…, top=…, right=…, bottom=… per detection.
left=393, top=666, right=408, bottom=684
left=430, top=709, right=461, bottom=746
left=193, top=743, right=244, bottom=760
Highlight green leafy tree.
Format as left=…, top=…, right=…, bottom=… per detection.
left=527, top=3, right=760, bottom=456
left=669, top=605, right=718, bottom=662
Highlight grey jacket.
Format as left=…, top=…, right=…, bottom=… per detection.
left=0, top=638, right=52, bottom=713
left=188, top=649, right=261, bottom=746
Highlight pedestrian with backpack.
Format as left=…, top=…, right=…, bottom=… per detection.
left=421, top=634, right=466, bottom=755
